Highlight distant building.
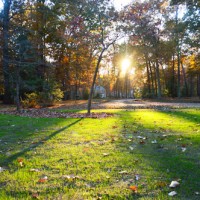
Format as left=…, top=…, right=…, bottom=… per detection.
left=94, top=85, right=106, bottom=98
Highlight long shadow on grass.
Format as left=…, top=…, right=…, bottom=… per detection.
left=160, top=109, right=200, bottom=124
left=1, top=118, right=82, bottom=166
left=116, top=110, right=200, bottom=199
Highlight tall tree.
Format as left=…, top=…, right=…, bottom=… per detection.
left=2, top=0, right=12, bottom=103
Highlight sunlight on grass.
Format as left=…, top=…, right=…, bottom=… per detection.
left=0, top=109, right=200, bottom=199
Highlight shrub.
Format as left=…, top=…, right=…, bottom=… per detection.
left=21, top=92, right=39, bottom=108
left=39, top=82, right=64, bottom=106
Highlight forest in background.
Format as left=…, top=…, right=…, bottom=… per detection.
left=0, top=0, right=199, bottom=110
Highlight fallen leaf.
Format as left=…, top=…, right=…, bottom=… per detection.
left=129, top=146, right=134, bottom=151
left=32, top=193, right=39, bottom=199
left=137, top=136, right=147, bottom=140
left=112, top=126, right=118, bottom=129
left=169, top=181, right=180, bottom=188
left=129, top=185, right=138, bottom=193
left=17, top=158, right=23, bottom=163
left=17, top=158, right=23, bottom=167
left=135, top=174, right=140, bottom=181
left=181, top=147, right=187, bottom=152
left=30, top=168, right=40, bottom=172
left=38, top=175, right=48, bottom=183
left=118, top=170, right=128, bottom=174
left=42, top=176, right=48, bottom=180
left=62, top=174, right=80, bottom=180
left=139, top=140, right=145, bottom=145
left=168, top=191, right=177, bottom=196
left=38, top=178, right=47, bottom=183
left=103, top=153, right=110, bottom=156
left=0, top=167, right=6, bottom=172
left=157, top=181, right=167, bottom=188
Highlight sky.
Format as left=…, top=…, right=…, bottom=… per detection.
left=112, top=0, right=133, bottom=10
left=0, top=0, right=133, bottom=11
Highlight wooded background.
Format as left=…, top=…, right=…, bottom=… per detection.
left=0, top=0, right=199, bottom=108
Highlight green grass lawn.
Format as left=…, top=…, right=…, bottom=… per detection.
left=0, top=109, right=200, bottom=199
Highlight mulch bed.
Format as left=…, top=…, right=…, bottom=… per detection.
left=0, top=109, right=113, bottom=119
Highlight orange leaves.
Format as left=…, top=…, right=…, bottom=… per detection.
left=38, top=178, right=47, bottom=183
left=17, top=158, right=23, bottom=163
left=129, top=185, right=138, bottom=193
left=17, top=158, right=24, bottom=167
left=38, top=176, right=48, bottom=183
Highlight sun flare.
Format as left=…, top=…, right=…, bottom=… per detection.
left=121, top=59, right=130, bottom=74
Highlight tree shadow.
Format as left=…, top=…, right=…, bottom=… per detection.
left=114, top=110, right=200, bottom=199
left=1, top=118, right=82, bottom=166
left=159, top=109, right=200, bottom=124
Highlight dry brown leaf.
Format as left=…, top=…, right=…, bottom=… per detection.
left=139, top=140, right=145, bottom=145
left=157, top=181, right=167, bottom=188
left=32, top=193, right=39, bottom=199
left=17, top=158, right=23, bottom=163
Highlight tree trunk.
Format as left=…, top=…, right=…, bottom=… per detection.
left=145, top=57, right=151, bottom=96
left=125, top=73, right=128, bottom=98
left=16, top=66, right=21, bottom=112
left=197, top=74, right=200, bottom=98
left=177, top=50, right=181, bottom=98
left=87, top=48, right=105, bottom=114
left=181, top=61, right=188, bottom=96
left=155, top=59, right=161, bottom=98
left=153, top=63, right=158, bottom=97
left=172, top=54, right=176, bottom=97
left=2, top=0, right=12, bottom=104
left=189, top=75, right=194, bottom=97
left=149, top=61, right=155, bottom=97
left=175, top=6, right=181, bottom=98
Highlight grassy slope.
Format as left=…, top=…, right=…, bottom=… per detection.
left=0, top=109, right=200, bottom=199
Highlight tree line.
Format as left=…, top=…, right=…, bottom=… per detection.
left=0, top=0, right=199, bottom=112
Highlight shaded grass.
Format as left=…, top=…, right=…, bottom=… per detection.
left=0, top=109, right=200, bottom=199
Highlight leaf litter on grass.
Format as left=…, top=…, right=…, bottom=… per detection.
left=0, top=109, right=200, bottom=199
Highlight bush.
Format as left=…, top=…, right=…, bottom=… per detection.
left=21, top=82, right=64, bottom=108
left=21, top=92, right=39, bottom=108
left=39, top=82, right=64, bottom=106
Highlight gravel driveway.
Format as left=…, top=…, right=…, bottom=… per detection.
left=94, top=99, right=200, bottom=109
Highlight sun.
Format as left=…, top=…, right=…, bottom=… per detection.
left=121, top=59, right=130, bottom=74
